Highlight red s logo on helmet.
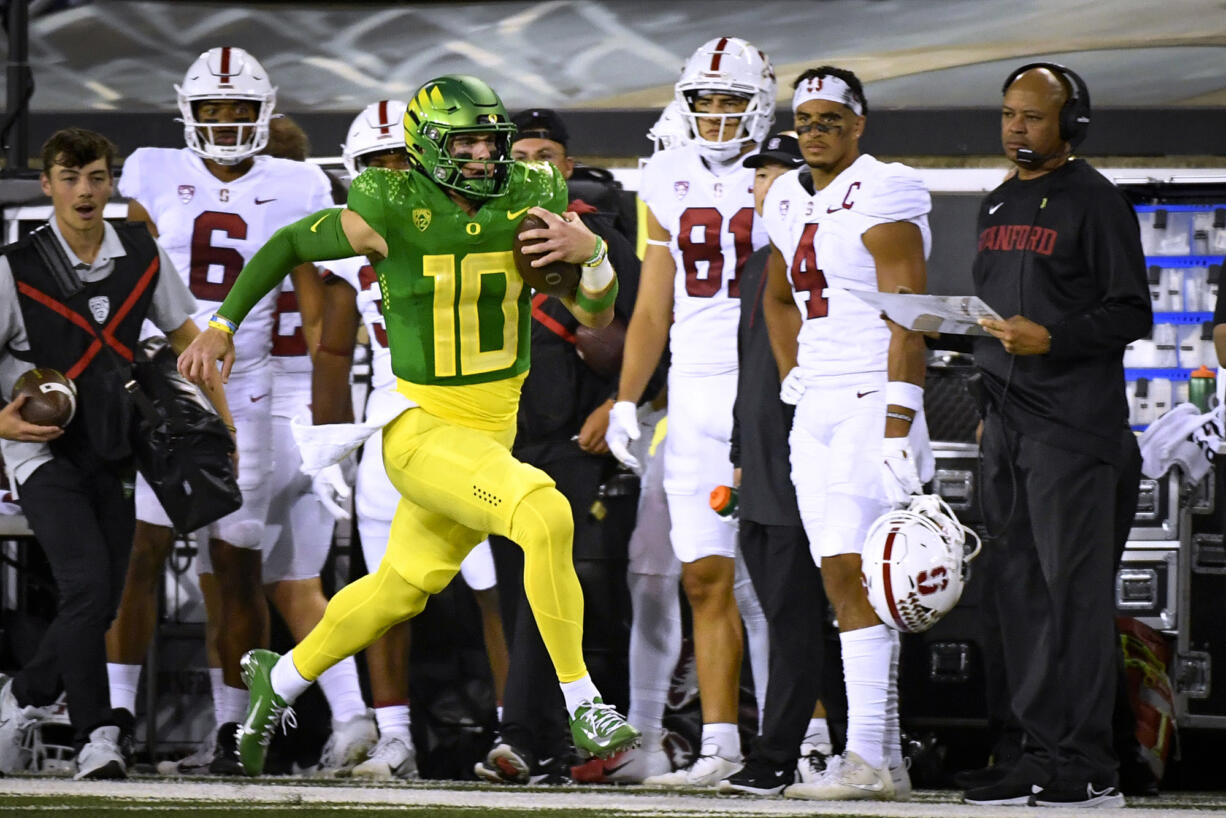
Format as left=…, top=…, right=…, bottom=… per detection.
left=916, top=565, right=949, bottom=596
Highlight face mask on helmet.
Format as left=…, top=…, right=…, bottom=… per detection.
left=674, top=37, right=776, bottom=162
left=861, top=494, right=982, bottom=633
left=343, top=99, right=410, bottom=180
left=403, top=75, right=517, bottom=201
left=176, top=46, right=277, bottom=165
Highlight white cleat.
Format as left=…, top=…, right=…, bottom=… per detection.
left=891, top=758, right=913, bottom=801
left=570, top=744, right=672, bottom=783
left=74, top=725, right=126, bottom=780
left=0, top=676, right=38, bottom=773
left=352, top=733, right=419, bottom=781
left=796, top=741, right=834, bottom=784
left=315, top=710, right=378, bottom=776
left=642, top=743, right=742, bottom=789
left=783, top=750, right=897, bottom=801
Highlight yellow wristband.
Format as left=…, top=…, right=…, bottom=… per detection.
left=208, top=313, right=237, bottom=335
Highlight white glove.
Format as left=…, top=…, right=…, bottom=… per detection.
left=605, top=400, right=642, bottom=473
left=780, top=367, right=805, bottom=405
left=882, top=436, right=923, bottom=508
left=312, top=458, right=355, bottom=521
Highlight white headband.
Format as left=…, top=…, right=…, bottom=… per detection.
left=792, top=75, right=863, bottom=116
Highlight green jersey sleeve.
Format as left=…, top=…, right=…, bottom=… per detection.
left=347, top=167, right=391, bottom=240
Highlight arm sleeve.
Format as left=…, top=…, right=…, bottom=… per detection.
left=215, top=208, right=356, bottom=326
left=1046, top=189, right=1154, bottom=360
left=147, top=242, right=197, bottom=332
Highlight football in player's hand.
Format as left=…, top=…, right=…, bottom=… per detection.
left=575, top=316, right=626, bottom=379
left=11, top=368, right=77, bottom=427
left=513, top=213, right=580, bottom=298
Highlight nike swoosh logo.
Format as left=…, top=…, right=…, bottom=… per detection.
left=255, top=197, right=277, bottom=205
left=1087, top=785, right=1115, bottom=798
left=309, top=214, right=329, bottom=232
left=988, top=202, right=1004, bottom=214
left=249, top=394, right=269, bottom=403
left=506, top=206, right=532, bottom=220
left=826, top=205, right=844, bottom=214
left=604, top=760, right=633, bottom=775
left=856, top=390, right=878, bottom=399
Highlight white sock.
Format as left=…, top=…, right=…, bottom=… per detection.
left=804, top=717, right=832, bottom=748
left=884, top=629, right=903, bottom=768
left=316, top=657, right=367, bottom=723
left=219, top=684, right=249, bottom=726
left=209, top=667, right=226, bottom=729
left=840, top=624, right=892, bottom=769
left=559, top=674, right=601, bottom=717
left=269, top=649, right=313, bottom=704
left=107, top=663, right=141, bottom=715
left=626, top=571, right=681, bottom=745
left=700, top=722, right=741, bottom=761
left=375, top=704, right=411, bottom=740
left=733, top=554, right=769, bottom=734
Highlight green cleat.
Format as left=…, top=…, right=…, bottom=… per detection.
left=236, top=649, right=296, bottom=777
left=569, top=698, right=641, bottom=760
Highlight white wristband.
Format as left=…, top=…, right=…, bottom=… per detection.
left=885, top=381, right=923, bottom=413
left=580, top=255, right=614, bottom=293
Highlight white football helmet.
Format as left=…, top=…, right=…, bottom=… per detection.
left=646, top=100, right=691, bottom=154
left=342, top=99, right=408, bottom=180
left=175, top=46, right=277, bottom=165
left=861, top=494, right=982, bottom=634
left=674, top=37, right=776, bottom=162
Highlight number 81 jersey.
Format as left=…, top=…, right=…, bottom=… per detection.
left=118, top=146, right=335, bottom=375
left=640, top=144, right=768, bottom=371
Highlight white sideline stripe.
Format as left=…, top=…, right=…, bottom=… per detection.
left=1, top=779, right=1221, bottom=817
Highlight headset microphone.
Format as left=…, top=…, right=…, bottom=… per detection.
left=1014, top=146, right=1051, bottom=168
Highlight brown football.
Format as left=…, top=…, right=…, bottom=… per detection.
left=574, top=315, right=627, bottom=379
left=11, top=368, right=77, bottom=427
left=512, top=212, right=581, bottom=298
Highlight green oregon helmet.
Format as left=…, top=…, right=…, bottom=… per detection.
left=403, top=74, right=518, bottom=200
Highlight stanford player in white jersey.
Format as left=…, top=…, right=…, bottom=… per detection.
left=606, top=37, right=774, bottom=788
left=105, top=47, right=335, bottom=775
left=760, top=66, right=932, bottom=802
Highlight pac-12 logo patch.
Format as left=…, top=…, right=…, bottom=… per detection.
left=178, top=184, right=195, bottom=204
left=413, top=208, right=432, bottom=231
left=674, top=181, right=689, bottom=200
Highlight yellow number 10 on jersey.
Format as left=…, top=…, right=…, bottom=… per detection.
left=422, top=250, right=523, bottom=378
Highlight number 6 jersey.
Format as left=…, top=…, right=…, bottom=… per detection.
left=118, top=146, right=334, bottom=375
left=639, top=143, right=769, bottom=373
left=762, top=154, right=932, bottom=379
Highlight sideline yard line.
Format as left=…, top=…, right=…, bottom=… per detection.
left=0, top=779, right=1223, bottom=817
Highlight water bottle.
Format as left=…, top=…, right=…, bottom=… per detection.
left=1190, top=366, right=1216, bottom=412
left=709, top=485, right=739, bottom=518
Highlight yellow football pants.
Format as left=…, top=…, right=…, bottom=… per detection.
left=293, top=407, right=588, bottom=683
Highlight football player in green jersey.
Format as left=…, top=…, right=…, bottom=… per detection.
left=178, top=74, right=638, bottom=777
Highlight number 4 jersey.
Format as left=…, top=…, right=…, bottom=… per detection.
left=762, top=154, right=932, bottom=379
left=639, top=143, right=769, bottom=373
left=118, top=146, right=334, bottom=375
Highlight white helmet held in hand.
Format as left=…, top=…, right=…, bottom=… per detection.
left=342, top=99, right=408, bottom=180
left=176, top=46, right=277, bottom=164
left=674, top=36, right=776, bottom=162
left=861, top=494, right=982, bottom=633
